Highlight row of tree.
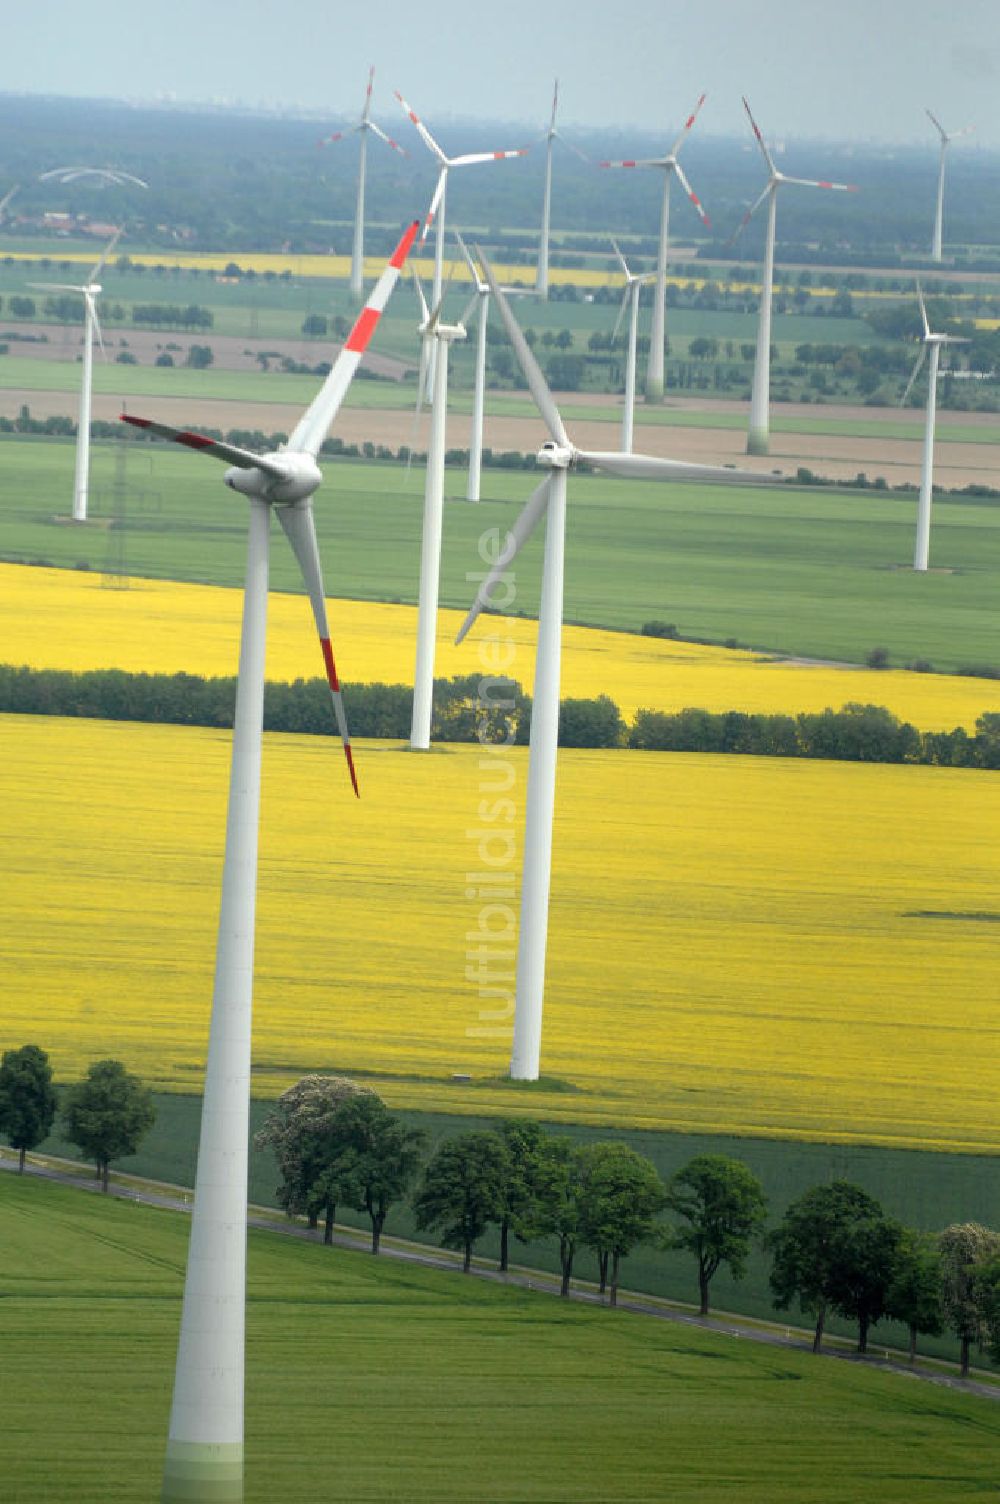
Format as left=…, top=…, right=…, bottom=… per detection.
left=3, top=663, right=999, bottom=769
left=0, top=1045, right=154, bottom=1191
left=255, top=1075, right=1000, bottom=1372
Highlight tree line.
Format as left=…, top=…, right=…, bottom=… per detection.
left=2, top=662, right=999, bottom=769
left=4, top=1047, right=999, bottom=1373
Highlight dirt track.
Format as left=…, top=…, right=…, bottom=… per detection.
left=5, top=384, right=998, bottom=489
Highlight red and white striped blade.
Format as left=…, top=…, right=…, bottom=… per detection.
left=317, top=130, right=346, bottom=148
left=726, top=184, right=771, bottom=246
left=276, top=501, right=359, bottom=798
left=451, top=148, right=529, bottom=167
left=742, top=96, right=776, bottom=177
left=119, top=415, right=289, bottom=478
left=287, top=219, right=419, bottom=456
left=456, top=474, right=554, bottom=644
left=394, top=90, right=447, bottom=164
left=599, top=158, right=658, bottom=169
left=668, top=92, right=707, bottom=159
left=362, top=64, right=374, bottom=123
left=369, top=121, right=407, bottom=155
left=673, top=161, right=710, bottom=228
left=782, top=175, right=858, bottom=193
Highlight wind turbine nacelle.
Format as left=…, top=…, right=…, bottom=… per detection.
left=224, top=452, right=322, bottom=504
left=537, top=441, right=573, bottom=469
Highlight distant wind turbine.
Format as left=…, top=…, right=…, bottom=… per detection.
left=456, top=249, right=778, bottom=1083
left=120, top=220, right=418, bottom=1504
left=317, top=66, right=407, bottom=298
left=610, top=239, right=655, bottom=453
left=0, top=184, right=18, bottom=223
left=900, top=282, right=969, bottom=571
left=601, top=96, right=710, bottom=402
left=28, top=227, right=122, bottom=522
left=535, top=80, right=587, bottom=299
left=735, top=98, right=857, bottom=455
left=926, top=110, right=973, bottom=264
left=39, top=165, right=149, bottom=189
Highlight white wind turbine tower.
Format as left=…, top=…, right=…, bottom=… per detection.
left=927, top=110, right=973, bottom=264
left=601, top=96, right=711, bottom=402
left=318, top=66, right=407, bottom=298
left=120, top=221, right=418, bottom=1504
left=536, top=80, right=587, bottom=299
left=737, top=98, right=857, bottom=455
left=900, top=282, right=968, bottom=572
left=610, top=239, right=655, bottom=453
left=28, top=227, right=122, bottom=522
left=454, top=232, right=536, bottom=502
left=409, top=267, right=467, bottom=750
left=457, top=251, right=777, bottom=1081
left=395, top=89, right=527, bottom=392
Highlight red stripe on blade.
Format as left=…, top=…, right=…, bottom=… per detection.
left=345, top=306, right=380, bottom=353
left=344, top=744, right=360, bottom=799
left=121, top=414, right=149, bottom=427
left=177, top=432, right=215, bottom=449
left=390, top=220, right=420, bottom=269
left=320, top=636, right=340, bottom=690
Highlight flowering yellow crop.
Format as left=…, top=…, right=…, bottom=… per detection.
left=3, top=563, right=999, bottom=731
left=2, top=712, right=998, bottom=1151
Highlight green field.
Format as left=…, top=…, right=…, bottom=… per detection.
left=3, top=1174, right=998, bottom=1503
left=2, top=437, right=998, bottom=669
left=32, top=1092, right=999, bottom=1364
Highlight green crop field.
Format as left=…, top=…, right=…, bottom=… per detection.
left=2, top=437, right=998, bottom=669
left=3, top=1174, right=998, bottom=1503
left=33, top=1093, right=1000, bottom=1363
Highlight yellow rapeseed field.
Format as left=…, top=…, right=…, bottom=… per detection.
left=4, top=563, right=1000, bottom=729
left=2, top=712, right=998, bottom=1150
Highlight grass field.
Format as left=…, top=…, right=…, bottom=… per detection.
left=5, top=563, right=1000, bottom=730
left=3, top=713, right=998, bottom=1150
left=3, top=1175, right=999, bottom=1503
left=3, top=441, right=999, bottom=671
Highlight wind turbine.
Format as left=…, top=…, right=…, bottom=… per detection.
left=28, top=227, right=122, bottom=522
left=736, top=98, right=857, bottom=455
left=318, top=66, right=407, bottom=298
left=454, top=232, right=536, bottom=502
left=409, top=266, right=467, bottom=749
left=900, top=282, right=969, bottom=572
left=39, top=165, right=149, bottom=189
left=927, top=110, right=973, bottom=263
left=600, top=96, right=710, bottom=402
left=610, top=239, right=655, bottom=453
left=457, top=250, right=777, bottom=1082
left=535, top=80, right=587, bottom=299
left=394, top=89, right=527, bottom=392
left=119, top=221, right=418, bottom=1504
left=0, top=184, right=18, bottom=223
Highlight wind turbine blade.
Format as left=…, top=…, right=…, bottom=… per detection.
left=610, top=237, right=631, bottom=278
left=454, top=231, right=484, bottom=289
left=0, top=184, right=18, bottom=219
left=88, top=226, right=123, bottom=283
left=599, top=158, right=658, bottom=169
left=317, top=130, right=347, bottom=148
left=477, top=248, right=569, bottom=447
left=673, top=160, right=711, bottom=227
left=549, top=78, right=559, bottom=134
left=27, top=282, right=84, bottom=294
left=362, top=64, right=375, bottom=124
left=288, top=219, right=419, bottom=456
left=559, top=136, right=590, bottom=164
left=89, top=296, right=108, bottom=362
left=726, top=184, right=771, bottom=246
left=411, top=265, right=431, bottom=325
left=611, top=289, right=629, bottom=343
left=421, top=169, right=448, bottom=244
left=368, top=121, right=407, bottom=155
left=900, top=346, right=928, bottom=406
left=915, top=281, right=931, bottom=338
left=926, top=108, right=947, bottom=141
left=577, top=450, right=780, bottom=485
left=742, top=96, right=777, bottom=177
left=782, top=175, right=858, bottom=193
left=120, top=416, right=290, bottom=477
left=394, top=90, right=448, bottom=164
left=668, top=92, right=707, bottom=158
left=277, top=502, right=359, bottom=797
left=451, top=148, right=529, bottom=166
left=455, top=474, right=554, bottom=644
left=459, top=290, right=479, bottom=326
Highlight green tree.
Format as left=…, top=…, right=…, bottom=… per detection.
left=666, top=1155, right=768, bottom=1316
left=494, top=1119, right=547, bottom=1272
left=887, top=1229, right=943, bottom=1363
left=976, top=1255, right=1000, bottom=1365
left=579, top=1142, right=665, bottom=1306
left=61, top=1059, right=155, bottom=1191
left=301, top=313, right=328, bottom=337
left=0, top=1044, right=58, bottom=1172
left=413, top=1131, right=508, bottom=1272
left=186, top=344, right=213, bottom=369
left=530, top=1136, right=586, bottom=1297
left=769, top=1181, right=898, bottom=1353
left=254, top=1073, right=371, bottom=1242
left=334, top=1094, right=425, bottom=1254
left=938, top=1222, right=1000, bottom=1376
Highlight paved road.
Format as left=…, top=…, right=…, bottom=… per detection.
left=4, top=1154, right=998, bottom=1405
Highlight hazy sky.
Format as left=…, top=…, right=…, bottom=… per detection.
left=5, top=0, right=999, bottom=147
